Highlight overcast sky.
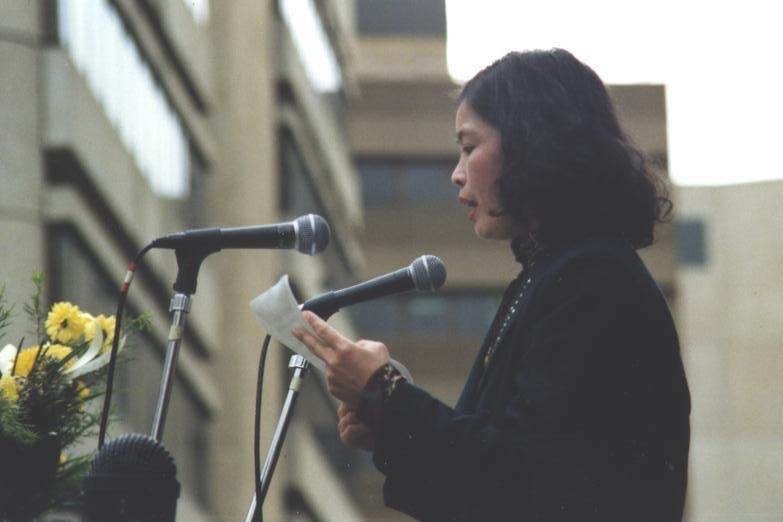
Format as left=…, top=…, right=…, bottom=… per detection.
left=446, top=0, right=782, bottom=186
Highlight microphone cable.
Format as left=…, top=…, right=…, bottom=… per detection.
left=253, top=334, right=271, bottom=522
left=98, top=241, right=155, bottom=449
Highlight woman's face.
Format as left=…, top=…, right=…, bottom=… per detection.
left=451, top=102, right=512, bottom=240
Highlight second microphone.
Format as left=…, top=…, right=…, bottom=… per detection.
left=301, top=255, right=447, bottom=320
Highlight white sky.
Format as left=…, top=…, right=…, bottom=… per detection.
left=446, top=0, right=783, bottom=186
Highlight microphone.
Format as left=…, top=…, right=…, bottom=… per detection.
left=83, top=433, right=180, bottom=522
left=150, top=213, right=330, bottom=255
left=302, top=255, right=447, bottom=319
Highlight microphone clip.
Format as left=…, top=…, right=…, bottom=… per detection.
left=173, top=245, right=218, bottom=294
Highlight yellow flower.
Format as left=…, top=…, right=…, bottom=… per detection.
left=47, top=344, right=74, bottom=363
left=0, top=375, right=18, bottom=401
left=84, top=314, right=116, bottom=352
left=13, top=344, right=73, bottom=377
left=75, top=380, right=91, bottom=400
left=45, top=302, right=87, bottom=343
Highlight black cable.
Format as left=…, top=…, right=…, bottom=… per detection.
left=98, top=242, right=155, bottom=449
left=253, top=334, right=271, bottom=522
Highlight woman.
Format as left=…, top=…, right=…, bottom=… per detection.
left=293, top=49, right=690, bottom=522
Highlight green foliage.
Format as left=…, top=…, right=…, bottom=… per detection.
left=22, top=271, right=45, bottom=341
left=0, top=272, right=143, bottom=519
left=124, top=310, right=152, bottom=336
left=0, top=284, right=13, bottom=344
left=0, top=394, right=37, bottom=446
left=17, top=357, right=97, bottom=449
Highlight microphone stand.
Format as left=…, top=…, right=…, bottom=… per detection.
left=151, top=292, right=191, bottom=440
left=151, top=247, right=212, bottom=441
left=244, top=354, right=309, bottom=522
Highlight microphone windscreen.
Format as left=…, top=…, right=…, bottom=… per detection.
left=84, top=433, right=179, bottom=522
left=410, top=255, right=447, bottom=291
left=295, top=214, right=331, bottom=255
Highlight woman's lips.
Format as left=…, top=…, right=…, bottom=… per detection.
left=458, top=196, right=478, bottom=221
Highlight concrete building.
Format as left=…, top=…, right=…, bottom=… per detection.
left=1, top=0, right=366, bottom=520
left=677, top=182, right=783, bottom=522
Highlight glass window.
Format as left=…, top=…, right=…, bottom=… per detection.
left=181, top=0, right=209, bottom=24
left=279, top=129, right=355, bottom=290
left=676, top=218, right=707, bottom=266
left=401, top=162, right=453, bottom=203
left=58, top=0, right=190, bottom=199
left=279, top=0, right=342, bottom=93
left=359, top=163, right=397, bottom=204
left=406, top=295, right=448, bottom=332
left=357, top=158, right=456, bottom=206
left=349, top=299, right=403, bottom=336
left=352, top=290, right=503, bottom=341
left=357, top=0, right=446, bottom=36
left=452, top=294, right=499, bottom=334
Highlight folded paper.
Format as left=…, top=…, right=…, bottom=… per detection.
left=250, top=276, right=412, bottom=382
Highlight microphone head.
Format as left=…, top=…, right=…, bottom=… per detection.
left=410, top=255, right=447, bottom=292
left=294, top=214, right=331, bottom=255
left=84, top=433, right=179, bottom=521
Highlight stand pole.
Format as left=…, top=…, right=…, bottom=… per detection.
left=151, top=292, right=192, bottom=441
left=244, top=354, right=309, bottom=522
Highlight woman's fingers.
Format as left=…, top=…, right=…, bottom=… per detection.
left=292, top=327, right=333, bottom=364
left=337, top=402, right=349, bottom=417
left=302, top=311, right=352, bottom=350
left=337, top=402, right=374, bottom=450
left=338, top=408, right=360, bottom=432
left=340, top=421, right=374, bottom=451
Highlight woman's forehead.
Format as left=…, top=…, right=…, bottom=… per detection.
left=455, top=103, right=497, bottom=140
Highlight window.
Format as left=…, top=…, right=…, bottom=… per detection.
left=351, top=290, right=503, bottom=341
left=676, top=218, right=707, bottom=266
left=357, top=0, right=446, bottom=36
left=57, top=0, right=190, bottom=199
left=181, top=0, right=209, bottom=24
left=279, top=0, right=342, bottom=93
left=357, top=158, right=455, bottom=205
left=279, top=129, right=356, bottom=290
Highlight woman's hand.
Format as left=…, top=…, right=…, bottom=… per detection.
left=293, top=310, right=390, bottom=408
left=337, top=402, right=374, bottom=451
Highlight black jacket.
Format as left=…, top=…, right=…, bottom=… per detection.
left=371, top=238, right=691, bottom=521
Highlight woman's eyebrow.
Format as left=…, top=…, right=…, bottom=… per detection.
left=456, top=129, right=474, bottom=143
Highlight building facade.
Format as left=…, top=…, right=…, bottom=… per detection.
left=1, top=0, right=366, bottom=520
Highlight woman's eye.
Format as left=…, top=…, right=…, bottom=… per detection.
left=461, top=145, right=475, bottom=155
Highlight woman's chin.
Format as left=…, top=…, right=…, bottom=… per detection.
left=474, top=220, right=512, bottom=241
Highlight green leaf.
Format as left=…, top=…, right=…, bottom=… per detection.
left=0, top=284, right=13, bottom=344
left=23, top=271, right=45, bottom=341
left=0, top=394, right=38, bottom=446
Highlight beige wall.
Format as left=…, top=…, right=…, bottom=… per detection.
left=677, top=181, right=783, bottom=521
left=209, top=1, right=287, bottom=519
left=0, top=0, right=46, bottom=334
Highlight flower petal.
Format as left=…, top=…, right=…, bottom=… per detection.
left=67, top=335, right=126, bottom=379
left=65, top=328, right=103, bottom=376
left=0, top=344, right=18, bottom=377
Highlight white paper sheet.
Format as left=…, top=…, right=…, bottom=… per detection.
left=250, top=276, right=413, bottom=382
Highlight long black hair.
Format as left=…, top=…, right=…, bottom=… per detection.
left=459, top=49, right=671, bottom=253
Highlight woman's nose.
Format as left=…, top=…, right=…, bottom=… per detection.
left=451, top=162, right=465, bottom=187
